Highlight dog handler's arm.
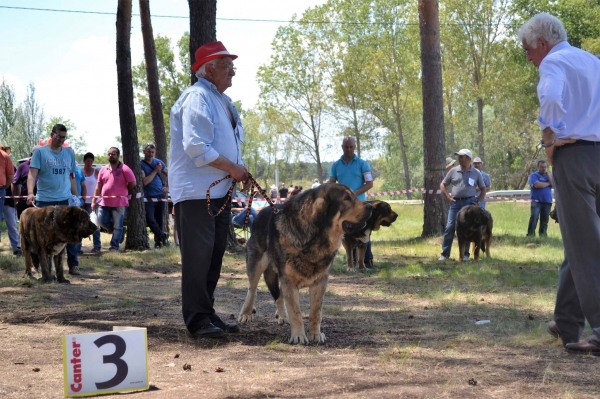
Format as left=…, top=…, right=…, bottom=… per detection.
left=209, top=155, right=248, bottom=183
left=91, top=183, right=102, bottom=211
left=440, top=182, right=454, bottom=203
left=26, top=168, right=39, bottom=205
left=70, top=174, right=77, bottom=196
left=354, top=179, right=373, bottom=197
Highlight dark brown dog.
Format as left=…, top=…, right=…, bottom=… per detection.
left=20, top=206, right=98, bottom=283
left=239, top=183, right=372, bottom=344
left=342, top=200, right=398, bottom=271
left=456, top=205, right=493, bottom=263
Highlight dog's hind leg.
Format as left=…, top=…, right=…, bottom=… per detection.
left=280, top=276, right=307, bottom=345
left=239, top=252, right=268, bottom=323
left=308, top=274, right=328, bottom=343
left=484, top=233, right=492, bottom=258
left=457, top=239, right=465, bottom=263
left=263, top=265, right=287, bottom=324
left=22, top=245, right=37, bottom=280
left=54, top=249, right=70, bottom=284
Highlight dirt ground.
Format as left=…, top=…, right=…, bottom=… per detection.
left=1, top=244, right=599, bottom=399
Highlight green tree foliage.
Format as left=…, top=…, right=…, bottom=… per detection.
left=132, top=33, right=189, bottom=150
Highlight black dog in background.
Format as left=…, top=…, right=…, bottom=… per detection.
left=456, top=205, right=493, bottom=263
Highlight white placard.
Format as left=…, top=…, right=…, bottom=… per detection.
left=63, top=327, right=149, bottom=397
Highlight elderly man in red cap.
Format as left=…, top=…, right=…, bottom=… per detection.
left=169, top=41, right=248, bottom=338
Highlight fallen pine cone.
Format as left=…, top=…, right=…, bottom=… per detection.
left=32, top=367, right=40, bottom=372
left=215, top=367, right=224, bottom=373
left=468, top=378, right=477, bottom=386
left=183, top=363, right=192, bottom=371
left=174, top=353, right=180, bottom=359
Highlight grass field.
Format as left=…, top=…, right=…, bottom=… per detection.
left=1, top=201, right=598, bottom=399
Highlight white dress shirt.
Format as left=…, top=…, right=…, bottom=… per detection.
left=537, top=41, right=600, bottom=140
left=168, top=78, right=244, bottom=204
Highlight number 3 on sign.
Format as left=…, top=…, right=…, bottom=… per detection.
left=63, top=327, right=149, bottom=397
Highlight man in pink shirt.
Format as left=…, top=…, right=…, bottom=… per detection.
left=92, top=147, right=136, bottom=252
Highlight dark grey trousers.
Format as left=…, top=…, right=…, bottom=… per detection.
left=553, top=143, right=600, bottom=345
left=175, top=198, right=230, bottom=334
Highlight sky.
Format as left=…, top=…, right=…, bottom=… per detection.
left=0, top=0, right=327, bottom=157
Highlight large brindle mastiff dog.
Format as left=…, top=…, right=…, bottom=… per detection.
left=20, top=206, right=98, bottom=283
left=456, top=205, right=493, bottom=263
left=238, top=184, right=372, bottom=344
left=342, top=200, right=398, bottom=271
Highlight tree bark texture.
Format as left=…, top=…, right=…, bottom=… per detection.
left=188, top=0, right=217, bottom=85
left=116, top=0, right=150, bottom=250
left=419, top=0, right=448, bottom=237
left=139, top=0, right=167, bottom=163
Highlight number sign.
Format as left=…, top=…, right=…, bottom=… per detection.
left=63, top=327, right=149, bottom=397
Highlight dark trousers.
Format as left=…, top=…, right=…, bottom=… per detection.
left=175, top=198, right=230, bottom=334
left=144, top=197, right=166, bottom=242
left=553, top=143, right=600, bottom=346
left=527, top=202, right=552, bottom=236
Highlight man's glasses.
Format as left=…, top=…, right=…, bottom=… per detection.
left=54, top=133, right=67, bottom=140
left=216, top=62, right=236, bottom=72
left=108, top=152, right=118, bottom=156
left=522, top=49, right=529, bottom=57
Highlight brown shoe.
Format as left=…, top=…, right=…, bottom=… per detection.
left=69, top=266, right=82, bottom=276
left=565, top=341, right=600, bottom=356
left=548, top=321, right=561, bottom=339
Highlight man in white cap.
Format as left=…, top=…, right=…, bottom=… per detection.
left=169, top=41, right=247, bottom=338
left=472, top=157, right=491, bottom=209
left=438, top=149, right=487, bottom=261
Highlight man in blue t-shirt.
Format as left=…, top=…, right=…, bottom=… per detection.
left=27, top=124, right=80, bottom=275
left=140, top=143, right=169, bottom=248
left=527, top=160, right=553, bottom=237
left=328, top=136, right=375, bottom=267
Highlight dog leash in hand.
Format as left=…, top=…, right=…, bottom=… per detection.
left=206, top=173, right=279, bottom=231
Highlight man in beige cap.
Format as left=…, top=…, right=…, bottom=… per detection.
left=473, top=157, right=491, bottom=208
left=445, top=157, right=456, bottom=173
left=169, top=41, right=247, bottom=338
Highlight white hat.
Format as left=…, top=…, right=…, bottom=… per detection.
left=445, top=157, right=456, bottom=168
left=454, top=149, right=473, bottom=158
left=473, top=157, right=482, bottom=163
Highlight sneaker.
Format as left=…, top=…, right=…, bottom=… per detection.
left=438, top=255, right=449, bottom=261
left=69, top=266, right=82, bottom=276
left=109, top=247, right=118, bottom=253
left=154, top=242, right=162, bottom=249
left=13, top=249, right=23, bottom=256
left=463, top=255, right=470, bottom=261
left=364, top=259, right=374, bottom=269
left=91, top=247, right=102, bottom=253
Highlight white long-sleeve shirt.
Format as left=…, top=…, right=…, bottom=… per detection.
left=537, top=41, right=600, bottom=140
left=168, top=78, right=244, bottom=204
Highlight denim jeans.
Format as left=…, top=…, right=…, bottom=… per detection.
left=441, top=196, right=478, bottom=258
left=232, top=208, right=258, bottom=233
left=35, top=200, right=80, bottom=267
left=83, top=203, right=101, bottom=248
left=2, top=205, right=19, bottom=251
left=528, top=202, right=552, bottom=237
left=97, top=205, right=125, bottom=250
left=144, top=197, right=166, bottom=242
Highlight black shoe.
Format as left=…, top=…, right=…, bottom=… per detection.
left=13, top=249, right=23, bottom=256
left=191, top=322, right=225, bottom=338
left=209, top=314, right=240, bottom=333
left=365, top=259, right=374, bottom=269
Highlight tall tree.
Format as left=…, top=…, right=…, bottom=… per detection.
left=9, top=83, right=46, bottom=159
left=0, top=79, right=18, bottom=144
left=188, top=0, right=217, bottom=85
left=257, top=13, right=331, bottom=183
left=419, top=0, right=448, bottom=236
left=116, top=0, right=149, bottom=250
left=139, top=0, right=167, bottom=163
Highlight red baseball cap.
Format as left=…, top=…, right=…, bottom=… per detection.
left=192, top=41, right=238, bottom=73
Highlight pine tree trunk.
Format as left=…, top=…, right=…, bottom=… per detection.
left=419, top=0, right=448, bottom=237
left=188, top=0, right=217, bottom=85
left=116, top=0, right=149, bottom=250
left=139, top=0, right=170, bottom=237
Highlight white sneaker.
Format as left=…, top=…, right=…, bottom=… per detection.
left=463, top=255, right=470, bottom=261
left=438, top=255, right=448, bottom=261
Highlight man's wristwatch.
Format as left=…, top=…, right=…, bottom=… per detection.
left=540, top=137, right=556, bottom=148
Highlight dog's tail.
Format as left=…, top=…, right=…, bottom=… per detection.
left=263, top=265, right=280, bottom=301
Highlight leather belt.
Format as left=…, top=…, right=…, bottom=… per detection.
left=558, top=139, right=600, bottom=149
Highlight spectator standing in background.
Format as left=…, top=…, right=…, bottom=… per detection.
left=82, top=152, right=101, bottom=252
left=473, top=157, right=491, bottom=209
left=140, top=143, right=169, bottom=249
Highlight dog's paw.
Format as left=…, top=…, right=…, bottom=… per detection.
left=57, top=277, right=71, bottom=284
left=288, top=334, right=308, bottom=345
left=346, top=267, right=356, bottom=273
left=308, top=332, right=326, bottom=343
left=26, top=273, right=36, bottom=280
left=41, top=276, right=54, bottom=283
left=238, top=313, right=254, bottom=323
left=275, top=311, right=288, bottom=325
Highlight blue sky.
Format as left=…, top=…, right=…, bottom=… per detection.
left=0, top=0, right=326, bottom=156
